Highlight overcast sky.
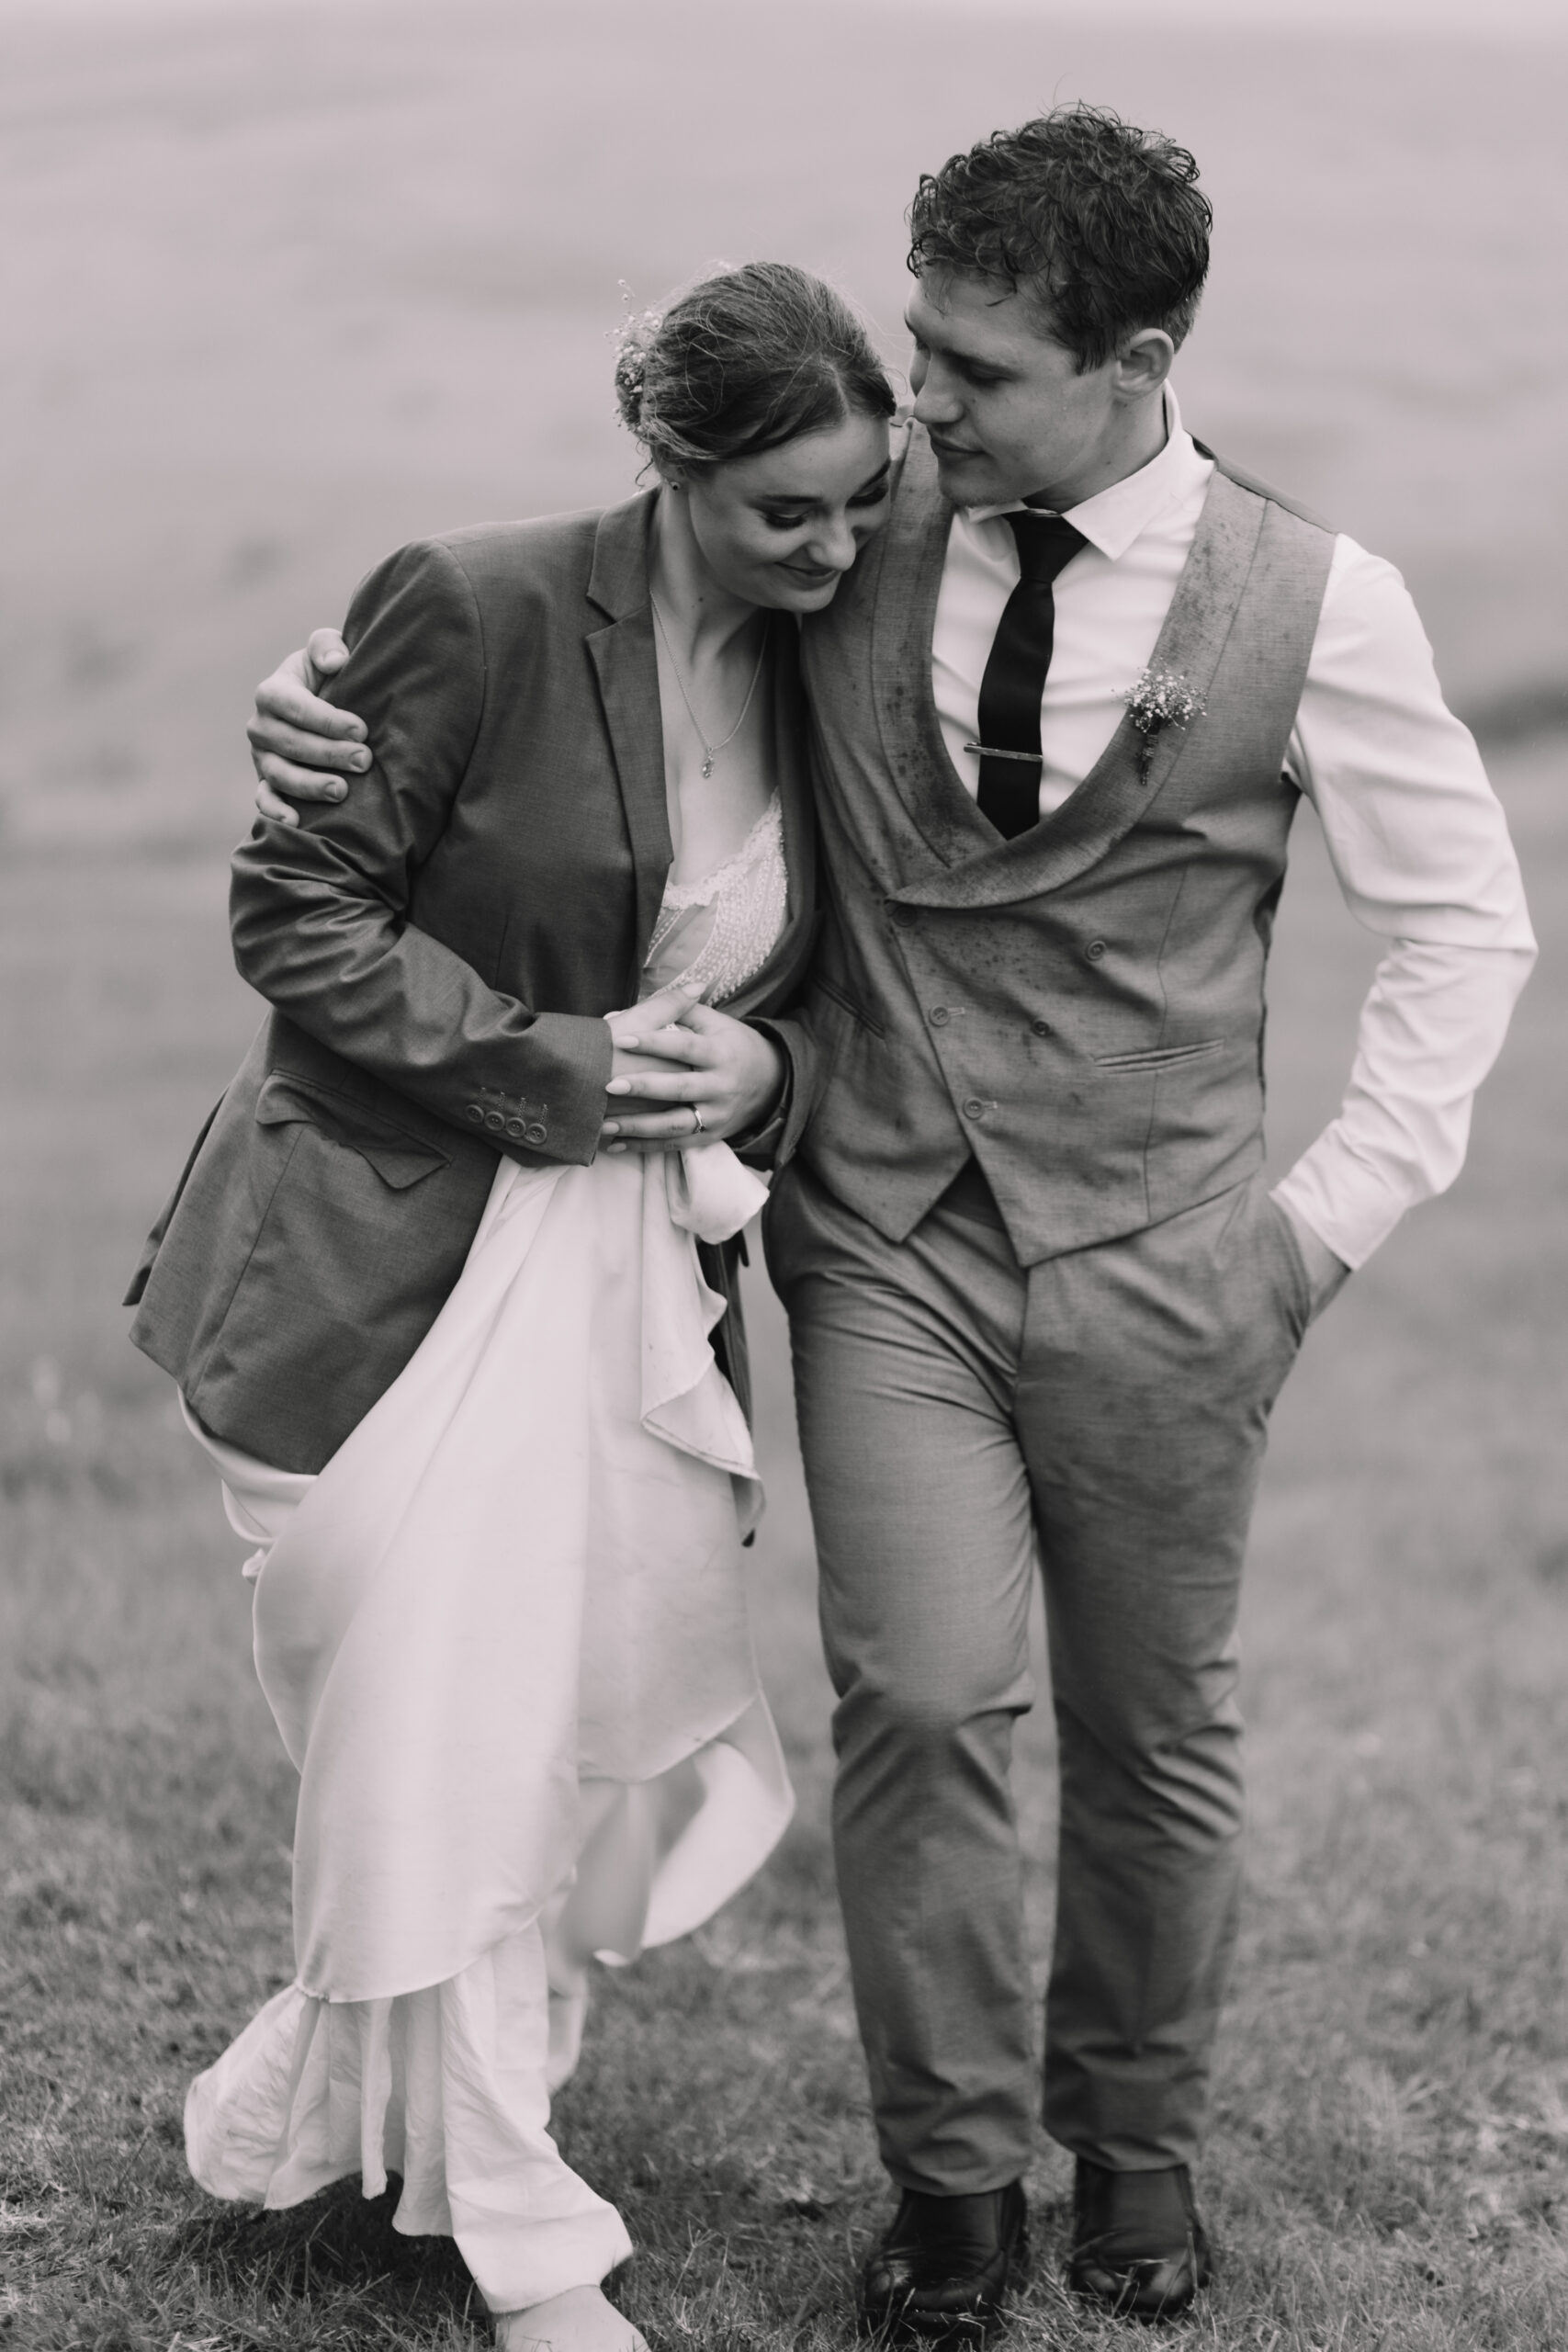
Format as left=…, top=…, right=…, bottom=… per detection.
left=3, top=0, right=1563, bottom=32
left=871, top=0, right=1563, bottom=31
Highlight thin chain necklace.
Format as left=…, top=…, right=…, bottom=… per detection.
left=650, top=598, right=769, bottom=778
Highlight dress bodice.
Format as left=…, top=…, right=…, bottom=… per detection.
left=639, top=793, right=787, bottom=1008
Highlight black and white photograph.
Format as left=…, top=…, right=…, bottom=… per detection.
left=1, top=0, right=1564, bottom=2346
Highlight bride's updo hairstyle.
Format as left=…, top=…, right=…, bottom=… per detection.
left=614, top=262, right=896, bottom=476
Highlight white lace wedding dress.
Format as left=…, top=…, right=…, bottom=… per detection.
left=182, top=795, right=791, bottom=2312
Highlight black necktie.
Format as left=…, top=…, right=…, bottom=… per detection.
left=972, top=512, right=1086, bottom=840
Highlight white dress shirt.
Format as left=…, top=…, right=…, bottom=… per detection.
left=930, top=390, right=1536, bottom=1270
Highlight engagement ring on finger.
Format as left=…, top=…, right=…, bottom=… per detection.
left=690, top=1104, right=705, bottom=1134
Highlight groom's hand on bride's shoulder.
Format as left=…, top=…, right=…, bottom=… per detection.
left=249, top=628, right=368, bottom=825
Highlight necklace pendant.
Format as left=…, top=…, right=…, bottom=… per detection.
left=701, top=753, right=715, bottom=778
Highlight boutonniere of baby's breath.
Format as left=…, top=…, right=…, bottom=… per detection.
left=1121, top=666, right=1207, bottom=781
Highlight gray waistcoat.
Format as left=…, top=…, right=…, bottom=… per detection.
left=795, top=428, right=1335, bottom=1265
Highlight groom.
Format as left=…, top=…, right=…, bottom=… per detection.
left=247, top=109, right=1532, bottom=2339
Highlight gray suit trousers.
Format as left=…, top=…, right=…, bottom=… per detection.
left=764, top=1159, right=1312, bottom=2188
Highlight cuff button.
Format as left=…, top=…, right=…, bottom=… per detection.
left=524, top=1122, right=548, bottom=1146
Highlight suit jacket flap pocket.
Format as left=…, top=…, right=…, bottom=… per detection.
left=255, top=1073, right=451, bottom=1189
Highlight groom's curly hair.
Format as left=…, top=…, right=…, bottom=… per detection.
left=908, top=106, right=1212, bottom=373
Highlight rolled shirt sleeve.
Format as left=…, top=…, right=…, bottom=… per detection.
left=1270, top=537, right=1536, bottom=1268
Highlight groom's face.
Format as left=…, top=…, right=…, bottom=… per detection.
left=907, top=268, right=1122, bottom=510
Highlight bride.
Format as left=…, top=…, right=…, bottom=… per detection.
left=126, top=262, right=896, bottom=2352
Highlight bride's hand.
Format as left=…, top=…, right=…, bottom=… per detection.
left=601, top=990, right=784, bottom=1151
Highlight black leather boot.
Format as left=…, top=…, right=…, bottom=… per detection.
left=860, top=2180, right=1028, bottom=2345
left=1066, top=2159, right=1212, bottom=2319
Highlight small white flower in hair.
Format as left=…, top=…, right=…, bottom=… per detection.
left=610, top=283, right=665, bottom=429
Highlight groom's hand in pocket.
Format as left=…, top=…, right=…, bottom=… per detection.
left=601, top=996, right=784, bottom=1151
left=1275, top=1194, right=1351, bottom=1322
left=249, top=628, right=367, bottom=823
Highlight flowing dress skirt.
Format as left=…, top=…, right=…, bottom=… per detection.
left=181, top=1141, right=791, bottom=2311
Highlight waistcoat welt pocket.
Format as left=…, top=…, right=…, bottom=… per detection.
left=1094, top=1038, right=1224, bottom=1073
left=1090, top=1039, right=1222, bottom=1077
left=811, top=971, right=886, bottom=1037
left=255, top=1072, right=451, bottom=1190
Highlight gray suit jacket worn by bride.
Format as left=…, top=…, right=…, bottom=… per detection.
left=127, top=492, right=818, bottom=1475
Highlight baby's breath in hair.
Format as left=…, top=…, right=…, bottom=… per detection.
left=610, top=284, right=664, bottom=437
left=607, top=262, right=897, bottom=480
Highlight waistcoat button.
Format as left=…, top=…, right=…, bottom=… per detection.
left=929, top=1006, right=950, bottom=1027
left=1085, top=939, right=1107, bottom=963
left=888, top=903, right=912, bottom=928
left=1032, top=1019, right=1052, bottom=1036
left=963, top=1098, right=986, bottom=1120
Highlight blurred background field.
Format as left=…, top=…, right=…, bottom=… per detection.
left=1, top=4, right=1566, bottom=2346
left=2, top=0, right=1566, bottom=853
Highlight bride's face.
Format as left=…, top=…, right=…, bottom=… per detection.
left=674, top=413, right=893, bottom=612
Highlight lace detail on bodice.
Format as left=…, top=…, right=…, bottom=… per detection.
left=640, top=793, right=788, bottom=1007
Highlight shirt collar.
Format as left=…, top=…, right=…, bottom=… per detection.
left=963, top=386, right=1209, bottom=560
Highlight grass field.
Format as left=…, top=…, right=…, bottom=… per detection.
left=3, top=3, right=1567, bottom=2346
left=3, top=741, right=1565, bottom=2350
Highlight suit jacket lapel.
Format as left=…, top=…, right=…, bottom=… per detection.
left=895, top=466, right=1269, bottom=912
left=775, top=628, right=812, bottom=934
left=586, top=492, right=673, bottom=960
left=720, top=625, right=818, bottom=1019
left=585, top=491, right=818, bottom=1009
left=870, top=431, right=997, bottom=868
